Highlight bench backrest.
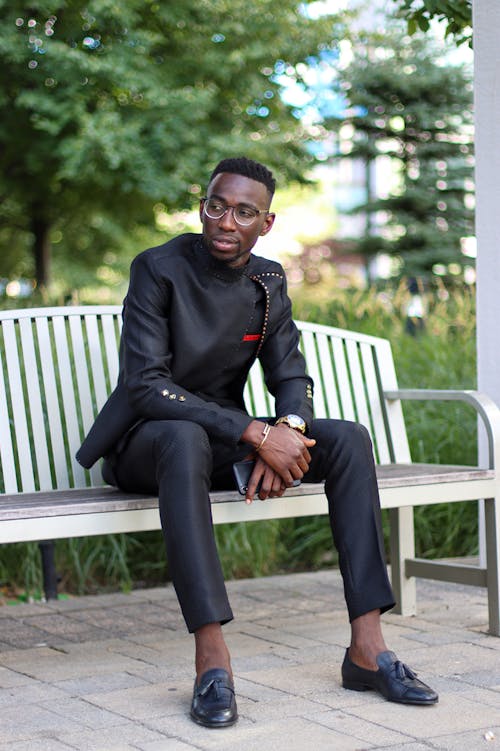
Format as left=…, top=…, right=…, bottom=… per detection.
left=0, top=306, right=410, bottom=494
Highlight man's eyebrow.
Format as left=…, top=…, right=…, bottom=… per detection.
left=208, top=193, right=259, bottom=211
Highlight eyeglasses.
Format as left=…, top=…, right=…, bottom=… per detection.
left=202, top=197, right=269, bottom=226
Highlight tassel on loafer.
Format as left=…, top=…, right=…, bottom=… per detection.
left=190, top=668, right=238, bottom=728
left=342, top=649, right=438, bottom=705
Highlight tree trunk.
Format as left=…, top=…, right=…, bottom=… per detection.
left=32, top=215, right=51, bottom=289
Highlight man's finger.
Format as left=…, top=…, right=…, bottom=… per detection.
left=245, top=468, right=263, bottom=504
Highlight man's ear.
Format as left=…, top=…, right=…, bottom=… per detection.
left=260, top=212, right=276, bottom=236
left=198, top=198, right=205, bottom=223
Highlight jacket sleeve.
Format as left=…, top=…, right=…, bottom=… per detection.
left=258, top=273, right=314, bottom=431
left=120, top=252, right=253, bottom=445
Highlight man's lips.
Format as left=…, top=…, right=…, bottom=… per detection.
left=212, top=236, right=239, bottom=251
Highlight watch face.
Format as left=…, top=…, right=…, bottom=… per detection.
left=287, top=414, right=306, bottom=431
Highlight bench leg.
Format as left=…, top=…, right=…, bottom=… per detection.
left=388, top=507, right=417, bottom=616
left=38, top=541, right=59, bottom=600
left=485, top=496, right=500, bottom=636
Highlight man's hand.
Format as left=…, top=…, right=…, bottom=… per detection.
left=241, top=420, right=316, bottom=503
left=244, top=456, right=287, bottom=504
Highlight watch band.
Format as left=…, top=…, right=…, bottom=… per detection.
left=275, top=414, right=307, bottom=434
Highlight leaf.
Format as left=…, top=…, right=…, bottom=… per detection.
left=408, top=18, right=418, bottom=35
left=0, top=0, right=345, bottom=285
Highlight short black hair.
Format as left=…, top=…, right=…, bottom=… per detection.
left=208, top=157, right=276, bottom=197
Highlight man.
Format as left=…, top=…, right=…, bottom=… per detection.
left=77, top=156, right=438, bottom=728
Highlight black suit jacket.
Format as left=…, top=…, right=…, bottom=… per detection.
left=77, top=234, right=313, bottom=468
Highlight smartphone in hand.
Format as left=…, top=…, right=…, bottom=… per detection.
left=233, top=460, right=301, bottom=496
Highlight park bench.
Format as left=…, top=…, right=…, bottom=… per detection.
left=1, top=305, right=499, bottom=635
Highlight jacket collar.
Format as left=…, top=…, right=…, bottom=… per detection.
left=194, top=236, right=258, bottom=282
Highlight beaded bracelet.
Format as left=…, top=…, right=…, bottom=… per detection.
left=256, top=422, right=271, bottom=452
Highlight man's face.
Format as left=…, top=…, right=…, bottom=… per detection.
left=200, top=172, right=275, bottom=268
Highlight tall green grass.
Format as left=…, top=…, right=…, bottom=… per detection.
left=0, top=284, right=479, bottom=599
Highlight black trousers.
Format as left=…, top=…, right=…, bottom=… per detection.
left=103, top=418, right=395, bottom=633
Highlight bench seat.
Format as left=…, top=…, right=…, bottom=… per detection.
left=0, top=464, right=494, bottom=526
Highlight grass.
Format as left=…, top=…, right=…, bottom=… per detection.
left=0, top=282, right=480, bottom=598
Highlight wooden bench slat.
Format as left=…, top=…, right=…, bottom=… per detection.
left=376, top=463, right=495, bottom=485
left=83, top=315, right=109, bottom=413
left=346, top=338, right=372, bottom=430
left=69, top=314, right=96, bottom=436
left=35, top=316, right=71, bottom=489
left=331, top=337, right=356, bottom=421
left=360, top=341, right=392, bottom=464
left=3, top=319, right=35, bottom=492
left=0, top=333, right=19, bottom=494
left=301, top=330, right=327, bottom=418
left=0, top=465, right=494, bottom=521
left=101, top=314, right=120, bottom=392
left=315, top=332, right=341, bottom=419
left=52, top=316, right=87, bottom=489
left=19, top=318, right=53, bottom=489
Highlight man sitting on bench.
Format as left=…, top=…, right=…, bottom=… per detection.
left=78, top=156, right=438, bottom=728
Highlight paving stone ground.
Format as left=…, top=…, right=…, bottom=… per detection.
left=0, top=569, right=499, bottom=751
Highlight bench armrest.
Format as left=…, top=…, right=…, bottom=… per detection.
left=384, top=389, right=500, bottom=469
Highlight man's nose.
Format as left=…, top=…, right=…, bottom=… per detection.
left=218, top=206, right=238, bottom=229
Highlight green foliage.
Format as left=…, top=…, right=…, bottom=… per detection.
left=215, top=520, right=287, bottom=579
left=326, top=28, right=473, bottom=281
left=62, top=535, right=134, bottom=594
left=0, top=541, right=43, bottom=599
left=394, top=0, right=472, bottom=46
left=0, top=0, right=342, bottom=286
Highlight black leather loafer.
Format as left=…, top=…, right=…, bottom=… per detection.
left=342, top=649, right=438, bottom=705
left=190, top=668, right=238, bottom=728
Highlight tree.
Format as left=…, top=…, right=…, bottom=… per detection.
left=325, top=30, right=473, bottom=282
left=0, top=0, right=341, bottom=289
left=393, top=0, right=472, bottom=46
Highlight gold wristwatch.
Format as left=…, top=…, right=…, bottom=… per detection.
left=275, top=414, right=307, bottom=434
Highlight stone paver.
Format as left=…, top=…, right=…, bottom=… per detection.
left=0, top=570, right=498, bottom=751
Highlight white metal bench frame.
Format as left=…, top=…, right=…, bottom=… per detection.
left=1, top=306, right=499, bottom=634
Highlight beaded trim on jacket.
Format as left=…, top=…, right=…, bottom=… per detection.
left=195, top=236, right=284, bottom=359
left=246, top=272, right=283, bottom=358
